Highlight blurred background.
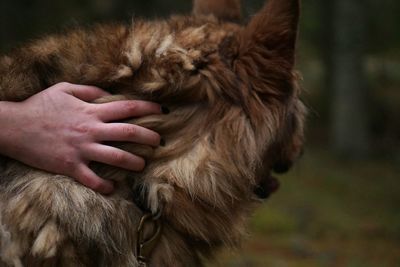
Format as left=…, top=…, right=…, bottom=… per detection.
left=1, top=0, right=399, bottom=266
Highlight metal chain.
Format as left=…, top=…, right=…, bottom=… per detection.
left=136, top=212, right=162, bottom=267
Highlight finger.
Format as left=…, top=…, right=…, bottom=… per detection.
left=74, top=164, right=114, bottom=194
left=83, top=144, right=146, bottom=172
left=60, top=83, right=111, bottom=102
left=93, top=100, right=161, bottom=122
left=94, top=123, right=161, bottom=147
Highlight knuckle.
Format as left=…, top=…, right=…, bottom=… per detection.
left=85, top=108, right=97, bottom=118
left=59, top=156, right=76, bottom=171
left=57, top=82, right=71, bottom=88
left=77, top=125, right=89, bottom=133
left=73, top=124, right=94, bottom=135
left=112, top=152, right=127, bottom=165
left=124, top=101, right=138, bottom=113
left=122, top=126, right=137, bottom=137
left=82, top=104, right=96, bottom=115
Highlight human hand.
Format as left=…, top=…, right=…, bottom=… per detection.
left=0, top=82, right=163, bottom=194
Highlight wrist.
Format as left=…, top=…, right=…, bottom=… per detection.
left=0, top=101, right=23, bottom=157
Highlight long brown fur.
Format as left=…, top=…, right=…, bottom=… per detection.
left=0, top=0, right=306, bottom=266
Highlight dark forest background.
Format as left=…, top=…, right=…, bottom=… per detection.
left=1, top=0, right=399, bottom=266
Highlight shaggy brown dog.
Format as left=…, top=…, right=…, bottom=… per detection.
left=0, top=0, right=305, bottom=266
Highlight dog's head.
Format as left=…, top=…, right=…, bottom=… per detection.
left=191, top=0, right=306, bottom=198
left=116, top=0, right=305, bottom=214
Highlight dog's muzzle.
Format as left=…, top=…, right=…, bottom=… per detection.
left=254, top=174, right=280, bottom=199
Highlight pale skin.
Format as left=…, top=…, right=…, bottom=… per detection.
left=0, top=82, right=163, bottom=194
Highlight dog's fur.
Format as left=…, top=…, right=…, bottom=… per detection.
left=0, top=0, right=306, bottom=266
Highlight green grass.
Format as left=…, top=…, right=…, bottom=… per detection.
left=207, top=148, right=400, bottom=267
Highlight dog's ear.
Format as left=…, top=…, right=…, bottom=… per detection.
left=193, top=0, right=242, bottom=22
left=240, top=0, right=300, bottom=66
left=234, top=0, right=300, bottom=101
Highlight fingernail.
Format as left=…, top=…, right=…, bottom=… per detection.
left=161, top=106, right=170, bottom=114
left=160, top=138, right=166, bottom=147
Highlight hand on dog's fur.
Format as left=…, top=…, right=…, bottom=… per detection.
left=0, top=82, right=162, bottom=194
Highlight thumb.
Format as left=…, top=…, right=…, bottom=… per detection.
left=61, top=83, right=111, bottom=102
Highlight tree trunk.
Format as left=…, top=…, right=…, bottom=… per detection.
left=331, top=0, right=370, bottom=158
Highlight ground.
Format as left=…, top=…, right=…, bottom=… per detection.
left=207, top=148, right=400, bottom=267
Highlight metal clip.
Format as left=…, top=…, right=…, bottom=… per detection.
left=136, top=212, right=162, bottom=266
